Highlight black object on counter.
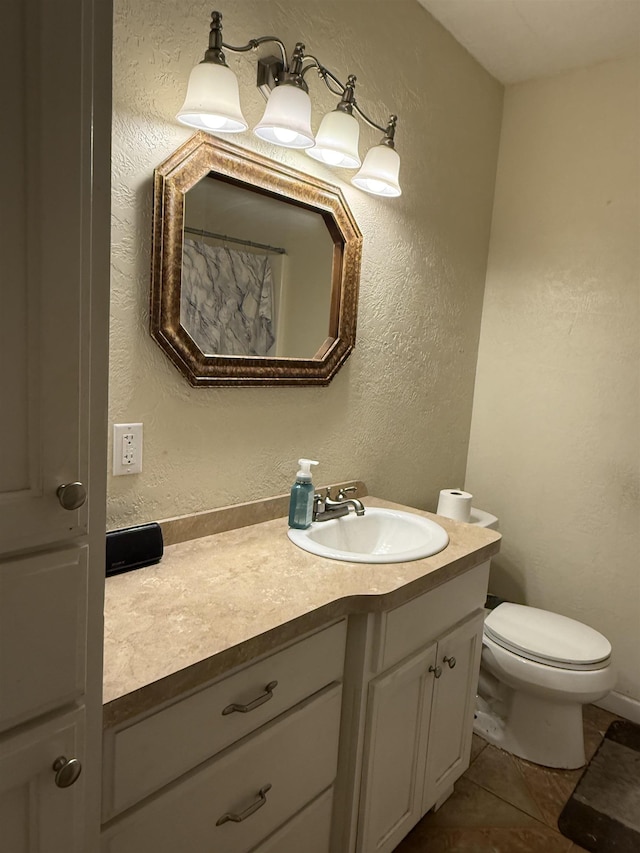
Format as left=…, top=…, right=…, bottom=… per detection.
left=105, top=522, right=163, bottom=576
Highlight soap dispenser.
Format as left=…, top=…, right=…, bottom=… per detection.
left=288, top=459, right=319, bottom=530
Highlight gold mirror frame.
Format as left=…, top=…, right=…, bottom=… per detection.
left=150, top=133, right=362, bottom=387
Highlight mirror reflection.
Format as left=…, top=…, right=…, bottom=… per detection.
left=181, top=178, right=334, bottom=359
left=150, top=133, right=362, bottom=387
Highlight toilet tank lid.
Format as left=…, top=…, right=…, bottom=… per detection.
left=485, top=603, right=611, bottom=666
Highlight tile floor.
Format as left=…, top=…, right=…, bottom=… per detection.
left=393, top=704, right=621, bottom=853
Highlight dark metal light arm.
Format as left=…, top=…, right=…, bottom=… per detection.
left=205, top=11, right=399, bottom=144
left=223, top=36, right=288, bottom=68
left=352, top=103, right=390, bottom=137
left=301, top=55, right=393, bottom=136
left=206, top=11, right=288, bottom=68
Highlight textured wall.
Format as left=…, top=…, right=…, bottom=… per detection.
left=466, top=56, right=640, bottom=705
left=108, top=0, right=503, bottom=527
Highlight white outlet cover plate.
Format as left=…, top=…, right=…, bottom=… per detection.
left=113, top=423, right=143, bottom=476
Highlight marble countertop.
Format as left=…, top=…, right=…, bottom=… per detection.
left=103, top=496, right=500, bottom=727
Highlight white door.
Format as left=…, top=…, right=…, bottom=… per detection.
left=357, top=644, right=437, bottom=853
left=0, top=0, right=112, bottom=851
left=0, top=0, right=96, bottom=552
left=422, top=612, right=484, bottom=811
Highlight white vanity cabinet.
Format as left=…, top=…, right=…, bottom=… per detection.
left=348, top=562, right=490, bottom=853
left=101, top=548, right=496, bottom=853
left=101, top=620, right=347, bottom=853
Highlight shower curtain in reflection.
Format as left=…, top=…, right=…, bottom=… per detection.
left=181, top=240, right=275, bottom=356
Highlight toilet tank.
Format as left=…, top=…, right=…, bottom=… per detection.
left=469, top=507, right=499, bottom=530
left=469, top=508, right=501, bottom=610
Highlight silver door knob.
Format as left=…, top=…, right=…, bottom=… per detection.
left=56, top=482, right=87, bottom=511
left=52, top=756, right=82, bottom=788
left=443, top=655, right=457, bottom=669
left=429, top=664, right=442, bottom=679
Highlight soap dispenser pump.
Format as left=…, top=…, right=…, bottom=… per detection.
left=288, top=459, right=319, bottom=530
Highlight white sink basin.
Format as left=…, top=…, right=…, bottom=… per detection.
left=287, top=507, right=449, bottom=564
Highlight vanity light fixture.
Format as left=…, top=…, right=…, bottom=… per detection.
left=176, top=11, right=402, bottom=197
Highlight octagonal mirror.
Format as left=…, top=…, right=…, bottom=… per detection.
left=151, top=133, right=362, bottom=386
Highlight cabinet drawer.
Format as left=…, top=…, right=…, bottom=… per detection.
left=105, top=619, right=346, bottom=817
left=249, top=787, right=333, bottom=853
left=102, top=684, right=342, bottom=853
left=0, top=547, right=87, bottom=732
left=379, top=562, right=489, bottom=672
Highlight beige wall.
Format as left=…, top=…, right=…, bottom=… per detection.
left=108, top=1, right=503, bottom=527
left=466, top=56, right=640, bottom=708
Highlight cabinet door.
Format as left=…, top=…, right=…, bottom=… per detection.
left=357, top=644, right=437, bottom=853
left=0, top=547, right=87, bottom=732
left=0, top=708, right=85, bottom=853
left=0, top=0, right=111, bottom=847
left=423, top=611, right=484, bottom=811
left=0, top=0, right=95, bottom=553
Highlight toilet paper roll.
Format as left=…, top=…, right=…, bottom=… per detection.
left=436, top=489, right=473, bottom=523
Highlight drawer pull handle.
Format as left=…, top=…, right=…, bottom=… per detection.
left=222, top=680, right=278, bottom=715
left=216, top=783, right=272, bottom=826
left=429, top=664, right=442, bottom=679
left=443, top=655, right=457, bottom=669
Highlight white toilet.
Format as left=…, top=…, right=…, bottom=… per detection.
left=469, top=508, right=616, bottom=769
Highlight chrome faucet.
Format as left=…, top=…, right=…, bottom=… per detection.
left=313, top=486, right=366, bottom=522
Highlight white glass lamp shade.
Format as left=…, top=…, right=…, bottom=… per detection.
left=176, top=62, right=248, bottom=133
left=254, top=84, right=315, bottom=149
left=306, top=110, right=361, bottom=168
left=352, top=144, right=402, bottom=197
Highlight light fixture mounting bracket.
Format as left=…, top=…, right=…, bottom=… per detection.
left=257, top=56, right=284, bottom=100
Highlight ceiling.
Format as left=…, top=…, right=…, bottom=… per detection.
left=416, top=0, right=640, bottom=84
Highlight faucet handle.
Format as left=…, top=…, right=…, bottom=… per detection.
left=312, top=492, right=326, bottom=522
left=336, top=485, right=357, bottom=501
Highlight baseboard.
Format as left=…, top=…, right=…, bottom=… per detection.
left=595, top=691, right=640, bottom=724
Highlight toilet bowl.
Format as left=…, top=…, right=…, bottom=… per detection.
left=469, top=508, right=616, bottom=769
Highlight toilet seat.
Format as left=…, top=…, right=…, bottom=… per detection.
left=484, top=603, right=611, bottom=671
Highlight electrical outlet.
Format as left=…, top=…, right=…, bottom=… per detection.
left=113, top=423, right=143, bottom=475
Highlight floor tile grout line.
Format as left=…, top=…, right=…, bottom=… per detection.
left=460, top=774, right=578, bottom=841
left=514, top=756, right=580, bottom=830
left=466, top=718, right=613, bottom=832
left=465, top=744, right=550, bottom=824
